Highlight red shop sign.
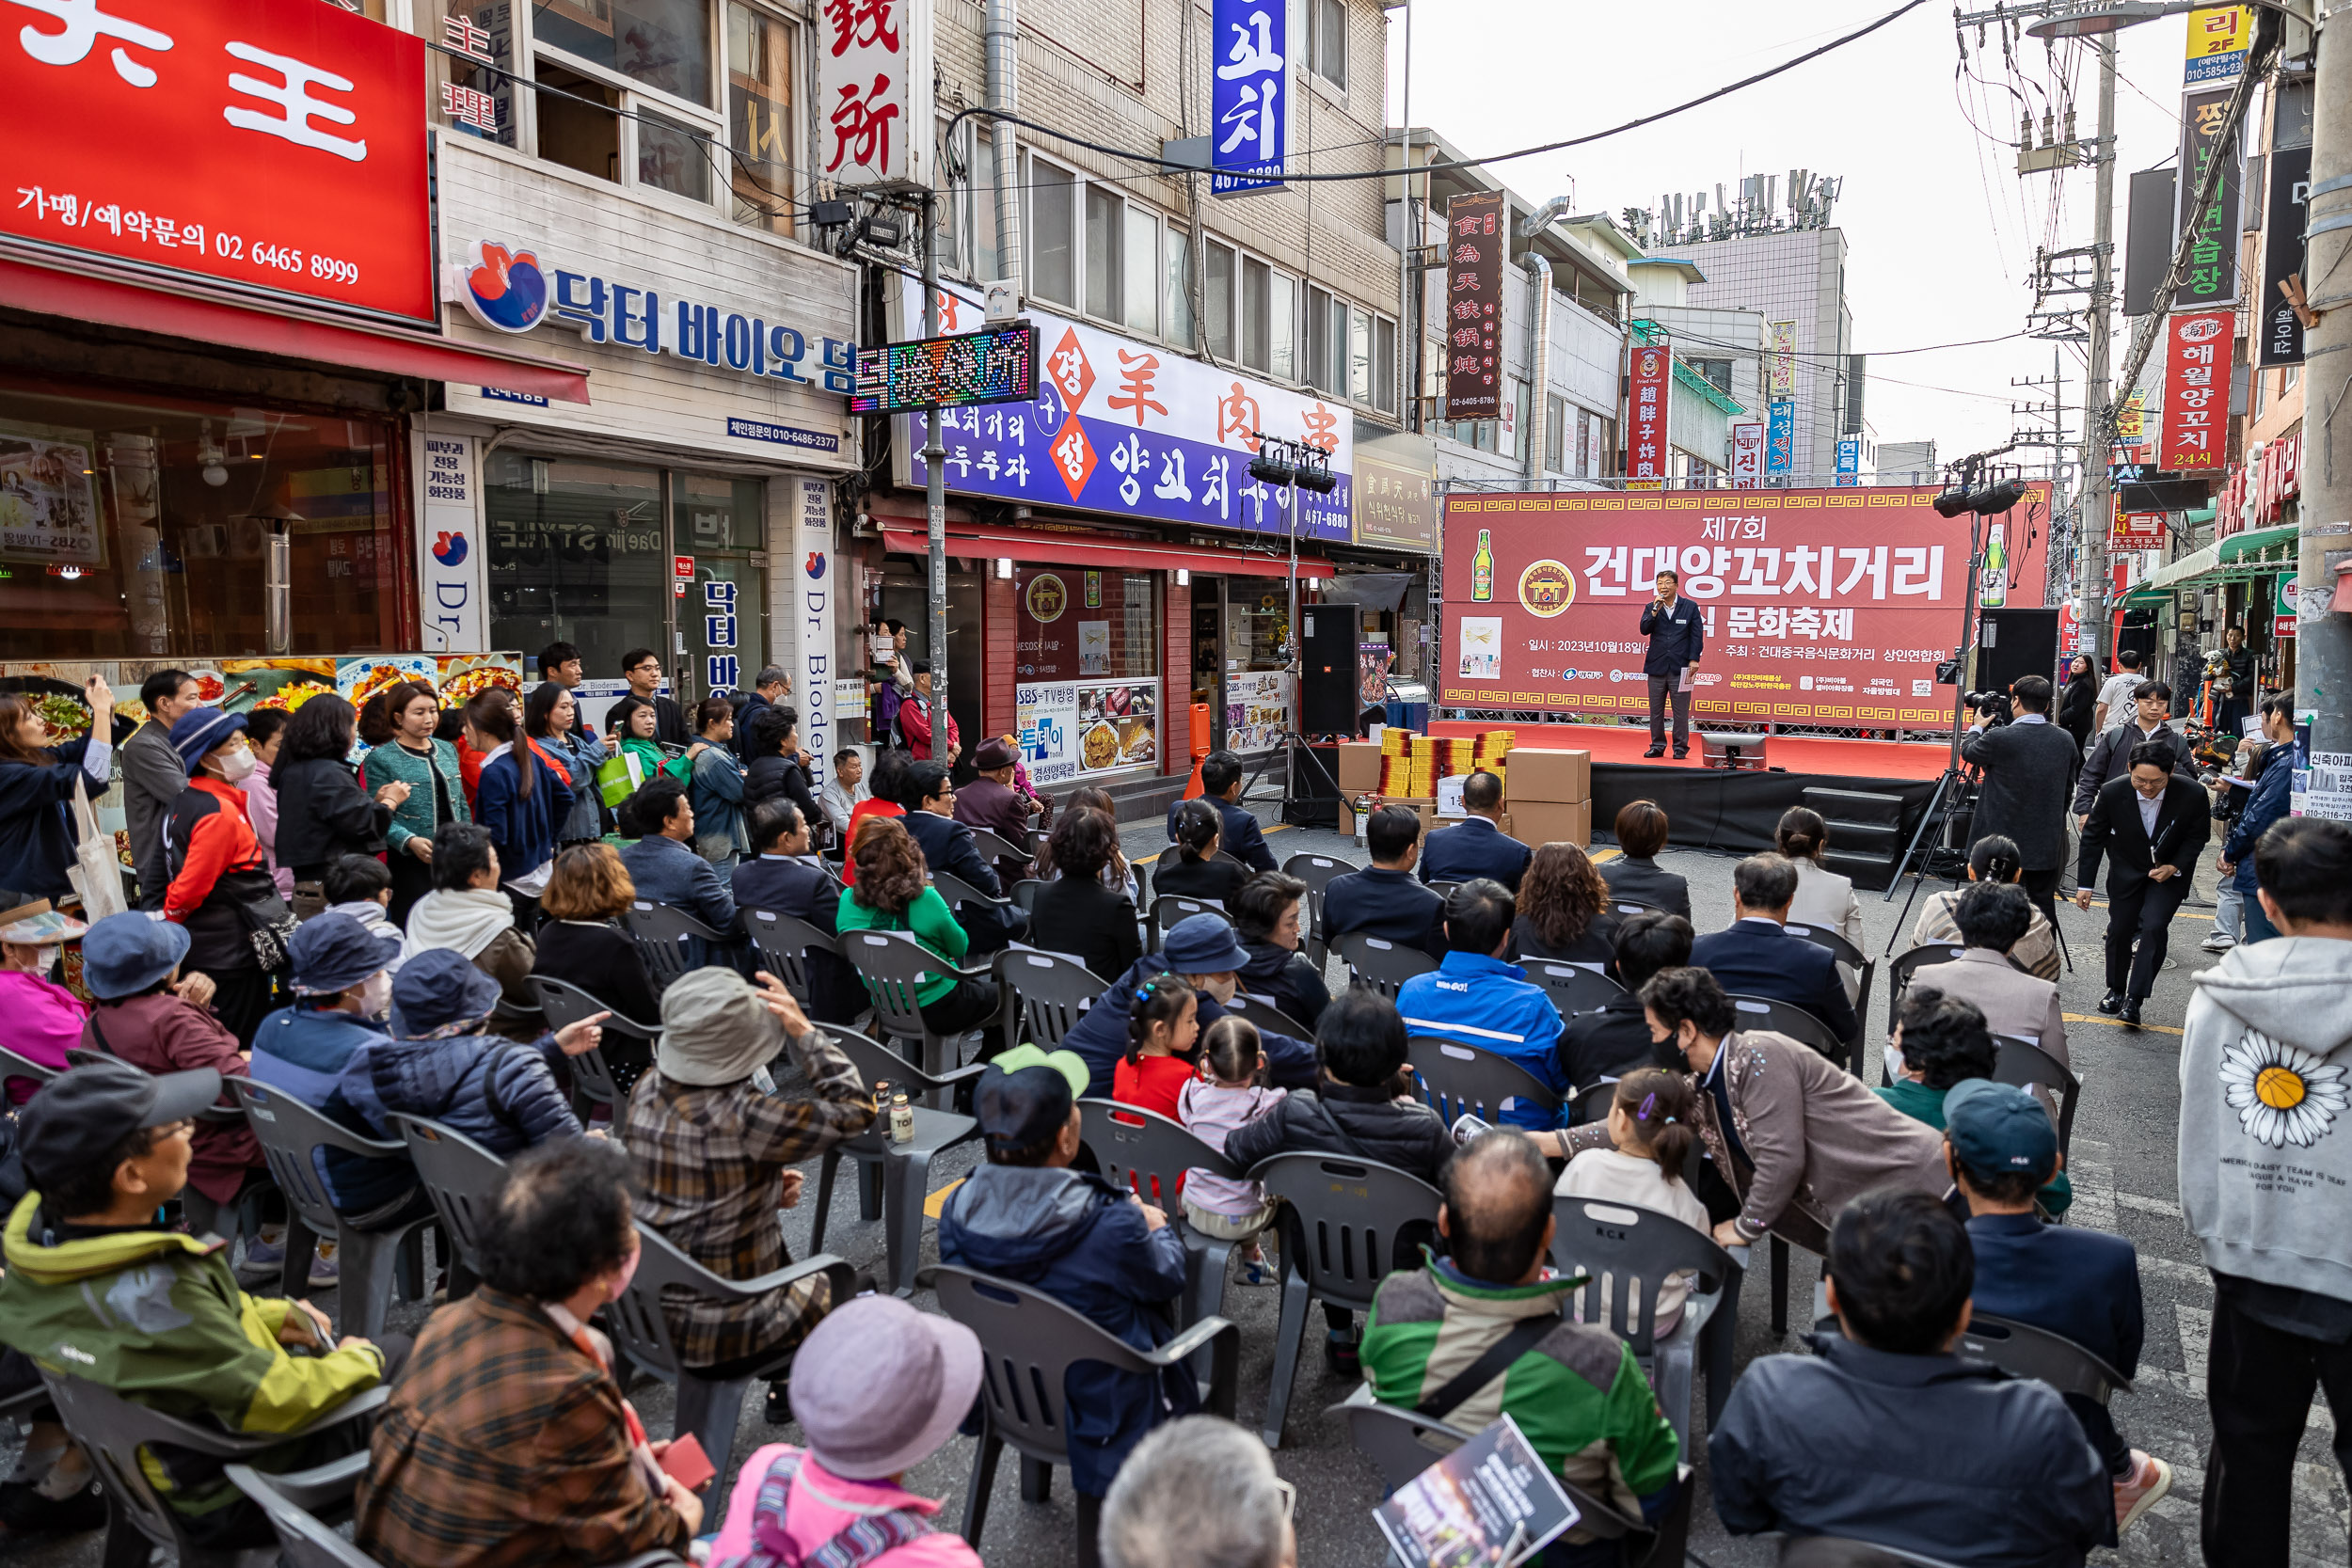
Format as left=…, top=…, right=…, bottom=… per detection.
left=1627, top=339, right=1672, bottom=487
left=2159, top=310, right=2233, bottom=471
left=3, top=0, right=434, bottom=325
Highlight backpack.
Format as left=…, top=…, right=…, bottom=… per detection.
left=733, top=1447, right=933, bottom=1568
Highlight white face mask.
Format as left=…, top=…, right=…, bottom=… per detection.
left=210, top=748, right=257, bottom=784
left=34, top=944, right=59, bottom=974
left=1192, top=973, right=1239, bottom=1005
left=358, top=971, right=391, bottom=1019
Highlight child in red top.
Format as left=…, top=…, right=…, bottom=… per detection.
left=1110, top=974, right=1200, bottom=1121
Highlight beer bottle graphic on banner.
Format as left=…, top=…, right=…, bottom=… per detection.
left=1472, top=529, right=1495, bottom=601
left=1979, top=524, right=2008, bottom=609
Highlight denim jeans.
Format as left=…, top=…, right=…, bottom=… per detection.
left=2241, top=890, right=2282, bottom=944
left=2212, top=882, right=2242, bottom=942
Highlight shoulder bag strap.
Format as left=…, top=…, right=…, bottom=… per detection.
left=1414, top=1310, right=1565, bottom=1421
left=1307, top=1092, right=1373, bottom=1161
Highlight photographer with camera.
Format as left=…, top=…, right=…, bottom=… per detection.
left=1961, top=675, right=2082, bottom=932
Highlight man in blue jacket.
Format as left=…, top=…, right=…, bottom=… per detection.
left=1417, top=771, right=1532, bottom=893
left=1163, top=751, right=1275, bottom=872
left=1639, top=566, right=1704, bottom=759
left=1394, top=879, right=1566, bottom=1129
left=2219, top=692, right=2296, bottom=943
left=1688, top=854, right=1859, bottom=1054
left=937, top=1044, right=1193, bottom=1538
left=1322, top=805, right=1445, bottom=957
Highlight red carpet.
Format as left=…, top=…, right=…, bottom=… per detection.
left=1426, top=721, right=1955, bottom=783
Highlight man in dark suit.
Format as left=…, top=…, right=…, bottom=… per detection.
left=1322, top=804, right=1445, bottom=958
left=1960, top=674, right=2082, bottom=930
left=902, top=760, right=1025, bottom=953
left=1419, top=770, right=1532, bottom=892
left=2076, top=743, right=2212, bottom=1026
left=2074, top=680, right=2197, bottom=820
left=953, top=736, right=1041, bottom=886
left=1688, top=853, right=1859, bottom=1052
left=732, top=800, right=860, bottom=1022
left=1163, top=750, right=1276, bottom=872
left=1639, top=565, right=1705, bottom=758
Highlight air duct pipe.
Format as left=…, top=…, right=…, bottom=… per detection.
left=1519, top=195, right=1574, bottom=481
left=986, top=0, right=1022, bottom=291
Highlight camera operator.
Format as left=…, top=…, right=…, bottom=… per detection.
left=2074, top=680, right=2198, bottom=826
left=1961, top=674, right=2082, bottom=931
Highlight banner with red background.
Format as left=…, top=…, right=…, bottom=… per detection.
left=1440, top=485, right=2051, bottom=727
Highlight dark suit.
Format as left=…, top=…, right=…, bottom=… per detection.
left=1164, top=794, right=1276, bottom=873
left=2078, top=774, right=2211, bottom=999
left=1556, top=995, right=1668, bottom=1122
left=1688, top=917, right=1859, bottom=1047
left=905, top=807, right=1025, bottom=951
left=1962, top=715, right=2082, bottom=928
left=1966, top=1211, right=2146, bottom=1474
left=1597, top=855, right=1692, bottom=922
left=1029, top=874, right=1142, bottom=981
left=1321, top=865, right=1445, bottom=958
left=1639, top=594, right=1705, bottom=750
left=2073, top=721, right=2195, bottom=816
left=731, top=853, right=860, bottom=1022
left=953, top=776, right=1037, bottom=885
left=1418, top=816, right=1532, bottom=893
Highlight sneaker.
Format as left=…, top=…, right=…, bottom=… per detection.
left=2201, top=933, right=2236, bottom=953
left=0, top=1476, right=106, bottom=1535
left=1322, top=1332, right=1360, bottom=1377
left=1237, top=1259, right=1278, bottom=1287
left=764, top=1382, right=792, bottom=1425
left=2113, top=1451, right=2172, bottom=1533
left=242, top=1236, right=285, bottom=1269
left=309, top=1241, right=340, bottom=1289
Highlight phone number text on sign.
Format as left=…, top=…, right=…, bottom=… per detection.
left=15, top=189, right=367, bottom=290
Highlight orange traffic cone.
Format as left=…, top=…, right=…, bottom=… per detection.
left=1181, top=752, right=1206, bottom=800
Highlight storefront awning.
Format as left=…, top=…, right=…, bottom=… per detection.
left=2142, top=542, right=2220, bottom=594
left=2219, top=523, right=2297, bottom=563
left=877, top=520, right=1335, bottom=578
left=0, top=249, right=591, bottom=404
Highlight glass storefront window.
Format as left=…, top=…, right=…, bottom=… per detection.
left=485, top=453, right=668, bottom=681
left=1224, top=578, right=1290, bottom=670
left=1014, top=567, right=1156, bottom=682
left=675, top=472, right=766, bottom=698
left=726, top=0, right=794, bottom=233
left=0, top=384, right=401, bottom=658
left=436, top=1, right=518, bottom=149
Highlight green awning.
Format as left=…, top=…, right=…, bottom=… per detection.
left=2219, top=523, right=2297, bottom=563
left=2144, top=542, right=2219, bottom=593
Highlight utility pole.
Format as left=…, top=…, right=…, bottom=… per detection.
left=2302, top=11, right=2351, bottom=759
left=2079, top=34, right=2118, bottom=673
left=922, top=187, right=950, bottom=757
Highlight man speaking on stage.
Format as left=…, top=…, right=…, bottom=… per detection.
left=1960, top=674, right=2081, bottom=929
left=1640, top=568, right=1705, bottom=759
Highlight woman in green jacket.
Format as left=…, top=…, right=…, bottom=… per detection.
left=608, top=695, right=673, bottom=800
left=833, top=815, right=1000, bottom=1037
left=358, top=680, right=469, bottom=927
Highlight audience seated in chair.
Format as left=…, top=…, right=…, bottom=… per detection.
left=1906, top=882, right=2071, bottom=1076
left=1907, top=834, right=2061, bottom=980
left=356, top=1138, right=704, bottom=1568
left=1876, top=988, right=2071, bottom=1216
left=1395, top=879, right=1567, bottom=1130
left=731, top=801, right=863, bottom=1023
left=1944, top=1079, right=2169, bottom=1532
left=621, top=968, right=875, bottom=1427
left=935, top=1046, right=1196, bottom=1515
left=1231, top=871, right=1331, bottom=1029
left=320, top=851, right=405, bottom=955
left=1511, top=843, right=1621, bottom=969
left=618, top=775, right=739, bottom=938
left=1320, top=804, right=1445, bottom=958
left=1553, top=911, right=1692, bottom=1119
left=402, top=822, right=540, bottom=1041
left=1152, top=798, right=1249, bottom=904
left=1686, top=853, right=1860, bottom=1047
left=1708, top=1189, right=2116, bottom=1568
left=1100, top=1416, right=1296, bottom=1568
left=1027, top=806, right=1143, bottom=981
left=1361, top=1129, right=1681, bottom=1566
left=953, top=736, right=1043, bottom=888
left=533, top=843, right=662, bottom=1027
left=834, top=815, right=1001, bottom=1039
left=1553, top=1069, right=1713, bottom=1335
left=1111, top=975, right=1200, bottom=1121
left=705, top=1294, right=985, bottom=1568
left=1059, top=914, right=1314, bottom=1097
left=1163, top=751, right=1275, bottom=874
left=0, top=1058, right=395, bottom=1548
left=1598, top=800, right=1692, bottom=921
left=1417, top=770, right=1531, bottom=893
left=901, top=761, right=1025, bottom=953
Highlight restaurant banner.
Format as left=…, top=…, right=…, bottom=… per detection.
left=2174, top=87, right=2244, bottom=309
left=2161, top=309, right=2233, bottom=470
left=1442, top=191, right=1506, bottom=421
left=1437, top=485, right=2051, bottom=727
left=1016, top=678, right=1159, bottom=784
left=1729, top=421, right=1764, bottom=488
left=1353, top=429, right=1437, bottom=550
left=1626, top=339, right=1672, bottom=487
left=1768, top=322, right=1798, bottom=397
left=2261, top=145, right=2312, bottom=367
left=1209, top=0, right=1291, bottom=197
left=818, top=0, right=933, bottom=186
left=1227, top=668, right=1289, bottom=751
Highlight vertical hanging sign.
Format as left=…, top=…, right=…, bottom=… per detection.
left=1730, top=420, right=1764, bottom=487
left=2175, top=87, right=2244, bottom=309
left=2161, top=309, right=2233, bottom=469
left=796, top=477, right=835, bottom=795
left=1626, top=339, right=1671, bottom=489
left=417, top=433, right=486, bottom=653
left=1768, top=322, right=1798, bottom=397
left=818, top=0, right=933, bottom=187
left=1210, top=0, right=1290, bottom=197
left=2261, top=144, right=2312, bottom=367
left=1443, top=191, right=1506, bottom=421
left=1765, top=400, right=1796, bottom=481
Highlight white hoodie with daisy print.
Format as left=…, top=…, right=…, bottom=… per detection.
left=2180, top=935, right=2352, bottom=1304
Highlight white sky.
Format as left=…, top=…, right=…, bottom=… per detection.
left=1385, top=0, right=2206, bottom=469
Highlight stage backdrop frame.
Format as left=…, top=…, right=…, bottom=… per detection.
left=1439, top=485, right=2050, bottom=729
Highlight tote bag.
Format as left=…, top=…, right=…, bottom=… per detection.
left=65, top=774, right=127, bottom=922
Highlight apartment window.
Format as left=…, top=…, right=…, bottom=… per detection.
left=2285, top=363, right=2302, bottom=392
left=968, top=127, right=999, bottom=279
left=1349, top=308, right=1372, bottom=404
left=1547, top=394, right=1565, bottom=470
left=1085, top=184, right=1122, bottom=322
left=439, top=1, right=517, bottom=147
left=725, top=1, right=793, bottom=232
left=535, top=62, right=620, bottom=183
left=1692, top=358, right=1734, bottom=395
left=638, top=110, right=711, bottom=200
left=1375, top=316, right=1397, bottom=412
left=535, top=0, right=713, bottom=105
left=1030, top=158, right=1077, bottom=307
left=1270, top=273, right=1297, bottom=382
left=1310, top=0, right=1346, bottom=88
left=1243, top=259, right=1272, bottom=373
left=1305, top=287, right=1338, bottom=393
left=1574, top=406, right=1591, bottom=477
left=1205, top=242, right=1235, bottom=359
left=1166, top=230, right=1195, bottom=349
left=1123, top=206, right=1157, bottom=335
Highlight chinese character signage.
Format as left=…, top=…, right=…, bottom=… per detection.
left=2261, top=145, right=2312, bottom=368
left=853, top=324, right=1036, bottom=413
left=1765, top=400, right=1796, bottom=479
left=3, top=0, right=434, bottom=324
left=2185, top=5, right=2251, bottom=83
left=1442, top=191, right=1506, bottom=422
left=2161, top=309, right=2233, bottom=469
left=900, top=279, right=1352, bottom=542
left=1210, top=0, right=1289, bottom=198
left=1626, top=340, right=1672, bottom=486
left=2175, top=87, right=2243, bottom=309
left=818, top=0, right=933, bottom=187
left=1437, top=485, right=2052, bottom=729
left=1730, top=421, right=1764, bottom=487
left=1768, top=322, right=1798, bottom=398
left=1836, top=436, right=1862, bottom=486
left=1353, top=431, right=1437, bottom=551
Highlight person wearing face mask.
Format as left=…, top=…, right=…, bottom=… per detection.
left=0, top=896, right=89, bottom=1102
left=356, top=1138, right=702, bottom=1568
left=1053, top=913, right=1318, bottom=1099
left=162, top=707, right=280, bottom=1046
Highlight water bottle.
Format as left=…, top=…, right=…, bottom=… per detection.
left=890, top=1092, right=914, bottom=1145
left=1449, top=1112, right=1491, bottom=1148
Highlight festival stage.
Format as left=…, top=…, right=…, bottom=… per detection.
left=1428, top=721, right=1951, bottom=862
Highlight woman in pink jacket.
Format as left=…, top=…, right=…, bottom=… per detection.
left=0, top=900, right=87, bottom=1101
left=707, top=1296, right=982, bottom=1568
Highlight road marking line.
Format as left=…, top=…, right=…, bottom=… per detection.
left=2063, top=1012, right=2185, bottom=1036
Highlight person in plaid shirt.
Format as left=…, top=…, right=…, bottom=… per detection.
left=621, top=965, right=876, bottom=1423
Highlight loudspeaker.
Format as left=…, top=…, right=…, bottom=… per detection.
left=1977, top=608, right=2060, bottom=694
left=1300, top=606, right=1361, bottom=734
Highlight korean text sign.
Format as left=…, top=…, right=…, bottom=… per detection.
left=2161, top=310, right=2233, bottom=469
left=818, top=0, right=932, bottom=186
left=2261, top=145, right=2312, bottom=367
left=1443, top=191, right=1505, bottom=422
left=1765, top=400, right=1796, bottom=477
left=1768, top=323, right=1798, bottom=398
left=2174, top=87, right=2242, bottom=309
left=1210, top=0, right=1289, bottom=197
left=1626, top=341, right=1671, bottom=484
left=1437, top=486, right=2051, bottom=728
left=5, top=0, right=433, bottom=324
left=900, top=278, right=1352, bottom=542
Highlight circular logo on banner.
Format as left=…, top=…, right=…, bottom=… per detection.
left=1518, top=559, right=1576, bottom=618
left=2177, top=314, right=2226, bottom=344
left=1025, top=573, right=1068, bottom=623
left=1638, top=350, right=1663, bottom=377
left=458, top=241, right=548, bottom=334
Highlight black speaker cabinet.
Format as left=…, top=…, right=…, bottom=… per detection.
left=1300, top=606, right=1362, bottom=735
left=1977, top=608, right=2060, bottom=694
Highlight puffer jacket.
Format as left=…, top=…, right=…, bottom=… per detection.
left=936, top=1165, right=1192, bottom=1496
left=1059, top=953, right=1315, bottom=1097
left=1236, top=937, right=1330, bottom=1029
left=1221, top=1080, right=1455, bottom=1185
left=338, top=1026, right=581, bottom=1156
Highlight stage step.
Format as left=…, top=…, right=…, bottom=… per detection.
left=1805, top=785, right=1907, bottom=894
left=1803, top=787, right=1907, bottom=828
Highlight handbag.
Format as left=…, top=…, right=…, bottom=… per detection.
left=65, top=773, right=128, bottom=922
left=231, top=878, right=301, bottom=973
left=595, top=750, right=644, bottom=807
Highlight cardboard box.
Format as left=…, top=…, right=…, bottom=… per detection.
left=1344, top=796, right=1438, bottom=836
left=1336, top=742, right=1383, bottom=794
left=1508, top=800, right=1591, bottom=847
left=1504, top=748, right=1591, bottom=804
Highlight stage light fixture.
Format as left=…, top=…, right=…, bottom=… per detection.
left=1294, top=464, right=1338, bottom=496
left=1972, top=479, right=2030, bottom=515
left=1932, top=488, right=1973, bottom=518
left=1248, top=452, right=1296, bottom=487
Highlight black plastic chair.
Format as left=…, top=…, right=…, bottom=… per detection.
left=1251, top=1152, right=1444, bottom=1448
left=224, top=1453, right=374, bottom=1568
left=1406, top=1036, right=1565, bottom=1129
left=1007, top=878, right=1046, bottom=916
left=527, top=974, right=647, bottom=1120
left=930, top=1265, right=1239, bottom=1557
left=227, top=1080, right=430, bottom=1339
left=388, top=1114, right=508, bottom=1278
left=40, top=1367, right=387, bottom=1568
left=1549, top=1194, right=1743, bottom=1451
left=842, top=928, right=993, bottom=1100
left=1527, top=959, right=1628, bottom=1018
left=1077, top=1099, right=1247, bottom=1356
left=1148, top=894, right=1229, bottom=951
left=1957, top=1310, right=2132, bottom=1403
left=808, top=1026, right=983, bottom=1297
left=993, top=945, right=1108, bottom=1054
left=1992, top=1034, right=2083, bottom=1157
left=0, top=1041, right=57, bottom=1101
left=1783, top=921, right=1878, bottom=1034
left=934, top=868, right=1018, bottom=927
left=968, top=826, right=1036, bottom=877
left=1727, top=993, right=1847, bottom=1069
left=625, top=899, right=732, bottom=991
left=1227, top=990, right=1318, bottom=1042
left=1884, top=942, right=1968, bottom=1035
left=602, top=1226, right=855, bottom=1489
left=1280, top=851, right=1351, bottom=967
left=741, top=908, right=839, bottom=1011
left=1424, top=878, right=1462, bottom=900
left=1610, top=898, right=1670, bottom=919
left=1335, top=930, right=1438, bottom=1000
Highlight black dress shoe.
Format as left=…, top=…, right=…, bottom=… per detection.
left=2120, top=998, right=2143, bottom=1027
left=1644, top=745, right=1667, bottom=758
left=2097, top=990, right=2124, bottom=1015
left=1673, top=748, right=1690, bottom=759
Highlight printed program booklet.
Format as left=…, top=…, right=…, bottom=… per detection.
left=1372, top=1413, right=1581, bottom=1568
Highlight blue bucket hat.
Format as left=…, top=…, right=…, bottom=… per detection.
left=389, top=948, right=503, bottom=1037
left=1160, top=913, right=1250, bottom=974
left=288, top=911, right=404, bottom=996
left=79, top=911, right=191, bottom=1000
left=168, top=706, right=246, bottom=776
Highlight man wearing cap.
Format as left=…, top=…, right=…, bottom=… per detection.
left=1944, top=1078, right=2169, bottom=1532
left=1057, top=913, right=1316, bottom=1096
left=937, top=1044, right=1195, bottom=1540
left=621, top=968, right=874, bottom=1425
left=162, top=705, right=278, bottom=1044
left=0, top=896, right=89, bottom=1101
left=953, top=737, right=1041, bottom=883
left=0, top=1058, right=393, bottom=1546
